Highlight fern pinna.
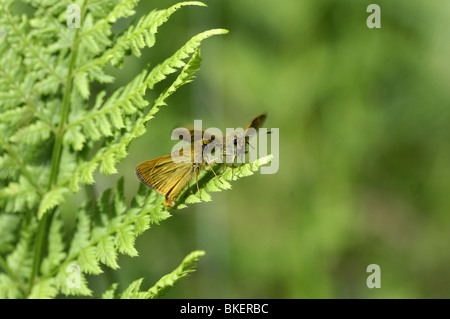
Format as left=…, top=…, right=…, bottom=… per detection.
left=0, top=0, right=271, bottom=298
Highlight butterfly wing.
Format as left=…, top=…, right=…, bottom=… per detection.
left=135, top=152, right=192, bottom=196
left=244, top=114, right=267, bottom=134
left=135, top=149, right=207, bottom=207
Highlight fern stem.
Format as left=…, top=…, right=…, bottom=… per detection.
left=29, top=1, right=87, bottom=294
left=27, top=211, right=52, bottom=294
left=47, top=46, right=81, bottom=188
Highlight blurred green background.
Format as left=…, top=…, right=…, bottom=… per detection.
left=64, top=0, right=450, bottom=298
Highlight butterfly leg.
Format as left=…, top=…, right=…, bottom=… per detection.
left=195, top=167, right=202, bottom=201
left=231, top=162, right=234, bottom=180
left=220, top=162, right=233, bottom=177
left=217, top=152, right=227, bottom=177
left=221, top=154, right=236, bottom=178
left=207, top=161, right=223, bottom=184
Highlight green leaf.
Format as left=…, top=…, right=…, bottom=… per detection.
left=0, top=274, right=23, bottom=299
left=79, top=246, right=102, bottom=275
left=64, top=125, right=86, bottom=151
left=5, top=219, right=37, bottom=281
left=37, top=187, right=69, bottom=219
left=116, top=250, right=205, bottom=299
left=146, top=29, right=229, bottom=91
left=81, top=1, right=208, bottom=70
left=0, top=176, right=40, bottom=213
left=28, top=278, right=57, bottom=299
left=96, top=236, right=119, bottom=269
left=115, top=224, right=138, bottom=257
left=68, top=206, right=91, bottom=257
left=120, top=278, right=150, bottom=299
left=79, top=161, right=99, bottom=185
left=74, top=72, right=89, bottom=99
left=102, top=283, right=118, bottom=299
left=56, top=264, right=92, bottom=296
left=0, top=214, right=21, bottom=254
left=99, top=152, right=117, bottom=175
left=41, top=212, right=66, bottom=274
left=114, top=177, right=127, bottom=215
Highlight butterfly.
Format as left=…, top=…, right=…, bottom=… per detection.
left=135, top=114, right=267, bottom=208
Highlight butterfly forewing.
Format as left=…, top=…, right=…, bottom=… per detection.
left=135, top=146, right=206, bottom=207
left=135, top=149, right=191, bottom=191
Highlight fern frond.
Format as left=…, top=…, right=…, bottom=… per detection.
left=67, top=204, right=92, bottom=258
left=0, top=214, right=21, bottom=255
left=0, top=50, right=38, bottom=112
left=147, top=47, right=202, bottom=121
left=146, top=28, right=228, bottom=91
left=102, top=250, right=205, bottom=299
left=37, top=187, right=69, bottom=219
left=0, top=154, right=17, bottom=181
left=0, top=274, right=22, bottom=299
left=101, top=283, right=119, bottom=299
left=78, top=1, right=206, bottom=75
left=3, top=219, right=38, bottom=297
left=176, top=155, right=273, bottom=209
left=0, top=0, right=232, bottom=299
left=0, top=9, right=65, bottom=95
left=33, top=178, right=171, bottom=296
left=119, top=278, right=150, bottom=299
left=28, top=278, right=58, bottom=299
left=148, top=250, right=205, bottom=299
left=9, top=122, right=52, bottom=146
left=0, top=176, right=41, bottom=213
left=96, top=235, right=119, bottom=270
left=67, top=70, right=149, bottom=144
left=73, top=0, right=141, bottom=96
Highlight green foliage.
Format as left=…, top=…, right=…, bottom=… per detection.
left=177, top=155, right=273, bottom=209
left=0, top=0, right=269, bottom=299
left=146, top=250, right=205, bottom=299
left=110, top=250, right=205, bottom=299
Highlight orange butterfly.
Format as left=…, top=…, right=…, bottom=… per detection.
left=135, top=114, right=267, bottom=208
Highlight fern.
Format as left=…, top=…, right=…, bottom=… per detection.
left=176, top=155, right=273, bottom=209
left=0, top=0, right=270, bottom=299
left=117, top=250, right=206, bottom=299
